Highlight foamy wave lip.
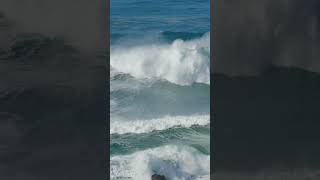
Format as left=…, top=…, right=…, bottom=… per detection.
left=110, top=145, right=210, bottom=180
left=110, top=33, right=210, bottom=86
left=110, top=114, right=209, bottom=135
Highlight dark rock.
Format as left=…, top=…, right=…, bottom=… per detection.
left=152, top=174, right=166, bottom=180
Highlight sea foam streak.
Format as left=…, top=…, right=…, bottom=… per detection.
left=110, top=33, right=210, bottom=86
left=110, top=145, right=210, bottom=180
left=111, top=114, right=209, bottom=135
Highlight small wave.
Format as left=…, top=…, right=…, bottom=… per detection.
left=111, top=31, right=206, bottom=44
left=110, top=145, right=210, bottom=180
left=111, top=125, right=210, bottom=156
left=110, top=33, right=210, bottom=86
left=161, top=31, right=205, bottom=42
left=110, top=114, right=209, bottom=135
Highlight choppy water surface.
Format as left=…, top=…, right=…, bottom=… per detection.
left=110, top=0, right=210, bottom=179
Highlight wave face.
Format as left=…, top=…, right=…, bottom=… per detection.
left=111, top=33, right=210, bottom=86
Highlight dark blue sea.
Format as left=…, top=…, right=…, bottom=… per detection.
left=110, top=0, right=210, bottom=179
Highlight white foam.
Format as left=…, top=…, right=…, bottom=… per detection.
left=110, top=145, right=210, bottom=180
left=110, top=114, right=209, bottom=135
left=110, top=33, right=210, bottom=86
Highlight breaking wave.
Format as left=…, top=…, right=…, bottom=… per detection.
left=110, top=33, right=210, bottom=86
left=111, top=114, right=209, bottom=135
left=110, top=145, right=210, bottom=180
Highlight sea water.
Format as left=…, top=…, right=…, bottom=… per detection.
left=110, top=0, right=210, bottom=179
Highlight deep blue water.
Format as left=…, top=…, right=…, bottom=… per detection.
left=111, top=0, right=210, bottom=43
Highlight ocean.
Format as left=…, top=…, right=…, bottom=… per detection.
left=110, top=0, right=210, bottom=179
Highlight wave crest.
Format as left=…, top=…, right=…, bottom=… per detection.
left=110, top=114, right=209, bottom=135
left=110, top=33, right=210, bottom=86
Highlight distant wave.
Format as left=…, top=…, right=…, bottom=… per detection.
left=110, top=114, right=209, bottom=134
left=111, top=31, right=206, bottom=43
left=110, top=32, right=210, bottom=86
left=160, top=31, right=206, bottom=42
left=110, top=145, right=210, bottom=180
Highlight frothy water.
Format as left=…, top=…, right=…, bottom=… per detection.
left=110, top=33, right=210, bottom=179
left=111, top=145, right=210, bottom=180
left=111, top=114, right=209, bottom=135
left=110, top=0, right=210, bottom=179
left=111, top=33, right=210, bottom=86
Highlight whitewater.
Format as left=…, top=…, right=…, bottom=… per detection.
left=110, top=0, right=210, bottom=179
left=110, top=32, right=210, bottom=180
left=111, top=33, right=210, bottom=86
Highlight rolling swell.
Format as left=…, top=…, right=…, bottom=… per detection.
left=111, top=72, right=209, bottom=119
left=110, top=44, right=210, bottom=179
left=111, top=125, right=210, bottom=156
left=161, top=31, right=206, bottom=42
left=111, top=31, right=207, bottom=44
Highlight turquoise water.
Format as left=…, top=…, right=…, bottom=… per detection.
left=110, top=0, right=210, bottom=179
